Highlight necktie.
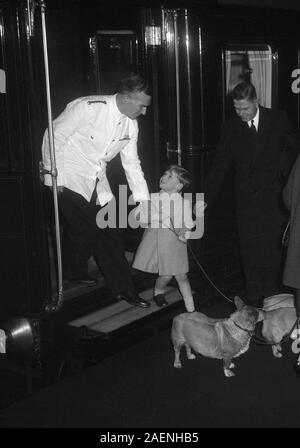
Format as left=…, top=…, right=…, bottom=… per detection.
left=250, top=119, right=256, bottom=134
left=249, top=119, right=257, bottom=161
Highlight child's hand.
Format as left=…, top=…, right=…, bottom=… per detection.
left=141, top=200, right=151, bottom=216
left=134, top=201, right=151, bottom=225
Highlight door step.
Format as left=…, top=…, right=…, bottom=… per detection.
left=68, top=286, right=183, bottom=336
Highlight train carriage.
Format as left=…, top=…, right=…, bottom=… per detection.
left=1, top=0, right=300, bottom=381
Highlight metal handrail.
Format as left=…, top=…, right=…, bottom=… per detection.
left=40, top=0, right=64, bottom=312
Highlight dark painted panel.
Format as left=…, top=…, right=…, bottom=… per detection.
left=0, top=178, right=24, bottom=236
left=0, top=3, right=25, bottom=171
left=0, top=237, right=29, bottom=310
left=0, top=177, right=29, bottom=310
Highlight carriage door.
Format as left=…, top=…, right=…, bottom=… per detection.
left=89, top=30, right=139, bottom=95
left=88, top=30, right=139, bottom=196
left=158, top=8, right=204, bottom=194
left=0, top=2, right=50, bottom=313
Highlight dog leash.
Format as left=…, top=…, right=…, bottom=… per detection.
left=168, top=219, right=300, bottom=347
left=157, top=206, right=297, bottom=340
left=230, top=313, right=299, bottom=346
left=149, top=199, right=296, bottom=310
left=251, top=318, right=299, bottom=346
left=147, top=197, right=241, bottom=304
left=165, top=216, right=235, bottom=303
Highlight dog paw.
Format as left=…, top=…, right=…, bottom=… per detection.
left=273, top=351, right=283, bottom=358
left=229, top=362, right=235, bottom=369
left=188, top=354, right=196, bottom=360
left=174, top=362, right=182, bottom=369
left=224, top=369, right=235, bottom=377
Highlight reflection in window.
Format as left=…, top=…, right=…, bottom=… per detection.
left=225, top=46, right=272, bottom=108
left=0, top=69, right=5, bottom=93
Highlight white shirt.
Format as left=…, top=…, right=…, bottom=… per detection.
left=247, top=106, right=260, bottom=131
left=42, top=94, right=150, bottom=205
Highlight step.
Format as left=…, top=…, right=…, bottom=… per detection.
left=68, top=287, right=182, bottom=335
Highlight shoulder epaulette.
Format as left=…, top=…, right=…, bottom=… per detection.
left=87, top=100, right=107, bottom=105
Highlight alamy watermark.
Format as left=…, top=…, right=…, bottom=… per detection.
left=291, top=69, right=300, bottom=94
left=96, top=185, right=205, bottom=240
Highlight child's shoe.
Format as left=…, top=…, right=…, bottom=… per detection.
left=153, top=294, right=168, bottom=307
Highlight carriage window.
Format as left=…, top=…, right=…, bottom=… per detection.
left=225, top=45, right=273, bottom=109
left=90, top=30, right=138, bottom=95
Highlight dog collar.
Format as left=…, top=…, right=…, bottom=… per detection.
left=230, top=319, right=254, bottom=336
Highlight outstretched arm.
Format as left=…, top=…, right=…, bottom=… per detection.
left=120, top=122, right=150, bottom=203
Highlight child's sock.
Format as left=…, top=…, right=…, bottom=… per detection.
left=183, top=295, right=195, bottom=312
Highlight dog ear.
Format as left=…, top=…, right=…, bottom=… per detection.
left=234, top=296, right=245, bottom=310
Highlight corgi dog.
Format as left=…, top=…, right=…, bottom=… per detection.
left=171, top=296, right=260, bottom=377
left=261, top=294, right=299, bottom=358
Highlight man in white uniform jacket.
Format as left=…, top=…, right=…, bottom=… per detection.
left=42, top=74, right=151, bottom=308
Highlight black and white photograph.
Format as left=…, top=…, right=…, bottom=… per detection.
left=1, top=0, right=300, bottom=433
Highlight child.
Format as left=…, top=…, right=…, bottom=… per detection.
left=132, top=165, right=195, bottom=312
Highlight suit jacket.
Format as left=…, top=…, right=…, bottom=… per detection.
left=283, top=154, right=300, bottom=288
left=205, top=106, right=298, bottom=268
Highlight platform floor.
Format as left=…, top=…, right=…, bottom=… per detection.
left=1, top=297, right=300, bottom=429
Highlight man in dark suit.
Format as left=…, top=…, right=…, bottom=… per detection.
left=282, top=154, right=300, bottom=317
left=205, top=81, right=298, bottom=306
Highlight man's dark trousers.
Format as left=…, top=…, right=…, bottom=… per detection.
left=58, top=187, right=135, bottom=296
